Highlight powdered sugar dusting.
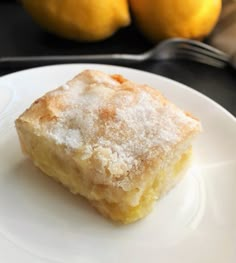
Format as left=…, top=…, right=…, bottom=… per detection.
left=41, top=70, right=201, bottom=189
left=48, top=123, right=83, bottom=149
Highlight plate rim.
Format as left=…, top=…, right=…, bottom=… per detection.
left=0, top=63, right=235, bottom=122
left=0, top=63, right=235, bottom=262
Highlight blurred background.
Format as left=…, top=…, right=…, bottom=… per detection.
left=0, top=0, right=235, bottom=115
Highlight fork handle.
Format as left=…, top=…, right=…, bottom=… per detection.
left=0, top=54, right=143, bottom=67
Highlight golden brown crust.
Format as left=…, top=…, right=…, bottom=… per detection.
left=111, top=74, right=127, bottom=84
left=15, top=69, right=201, bottom=223
left=16, top=69, right=201, bottom=190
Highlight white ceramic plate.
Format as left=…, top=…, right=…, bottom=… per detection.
left=0, top=64, right=235, bottom=263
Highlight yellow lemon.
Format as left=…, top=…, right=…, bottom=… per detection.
left=21, top=0, right=130, bottom=41
left=129, top=0, right=222, bottom=42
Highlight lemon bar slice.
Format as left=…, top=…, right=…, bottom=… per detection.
left=15, top=70, right=201, bottom=224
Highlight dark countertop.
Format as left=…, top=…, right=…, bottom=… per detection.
left=0, top=1, right=235, bottom=116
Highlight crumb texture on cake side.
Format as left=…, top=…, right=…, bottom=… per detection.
left=15, top=69, right=201, bottom=223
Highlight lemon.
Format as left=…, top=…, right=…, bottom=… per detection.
left=129, top=0, right=222, bottom=42
left=21, top=0, right=130, bottom=41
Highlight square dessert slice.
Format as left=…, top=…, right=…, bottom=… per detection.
left=15, top=70, right=201, bottom=224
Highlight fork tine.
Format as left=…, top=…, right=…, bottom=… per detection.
left=173, top=38, right=229, bottom=62
left=172, top=49, right=227, bottom=68
left=175, top=38, right=227, bottom=55
left=177, top=45, right=229, bottom=63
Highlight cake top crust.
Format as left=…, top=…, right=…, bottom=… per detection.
left=17, top=70, right=201, bottom=189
